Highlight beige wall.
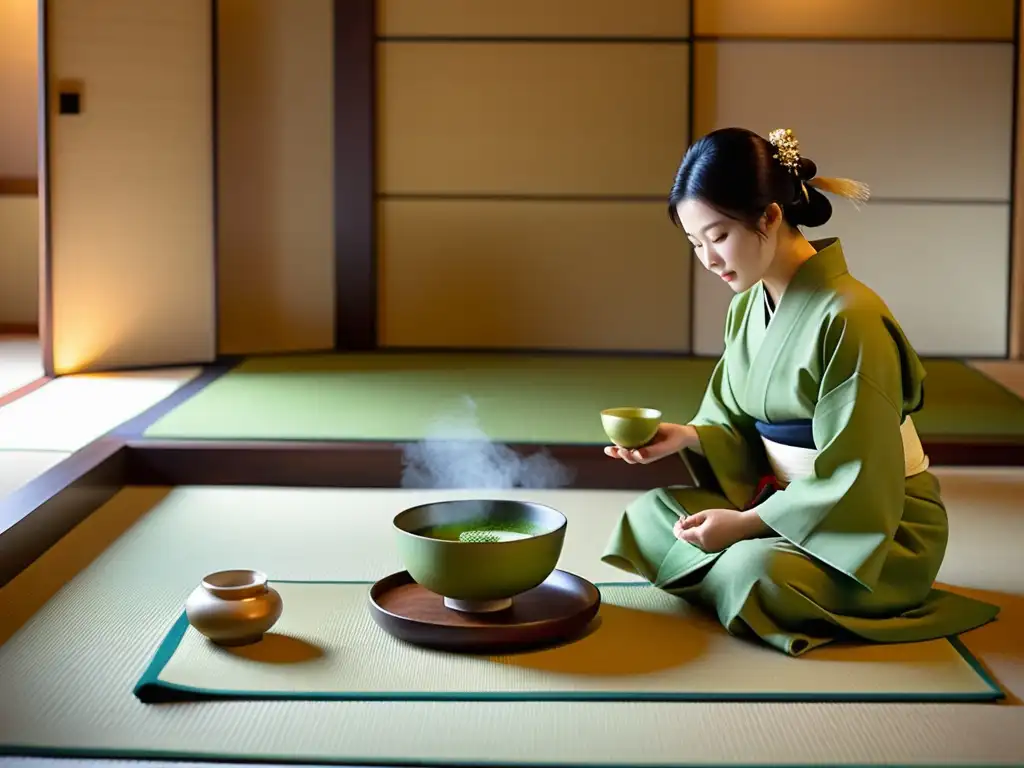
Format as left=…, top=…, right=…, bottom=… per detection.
left=2, top=0, right=338, bottom=358
left=3, top=0, right=1021, bottom=360
left=0, top=0, right=40, bottom=327
left=376, top=1, right=693, bottom=351
left=692, top=0, right=1013, bottom=39
left=0, top=0, right=38, bottom=179
left=46, top=0, right=215, bottom=373
left=691, top=39, right=1014, bottom=357
left=0, top=195, right=39, bottom=326
left=378, top=0, right=1016, bottom=357
left=215, top=0, right=336, bottom=355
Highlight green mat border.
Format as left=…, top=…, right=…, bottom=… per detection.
left=132, top=580, right=1004, bottom=705
left=1, top=746, right=1017, bottom=768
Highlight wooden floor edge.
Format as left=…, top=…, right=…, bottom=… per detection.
left=2, top=430, right=1020, bottom=588
left=924, top=438, right=1024, bottom=465
left=123, top=439, right=694, bottom=490
left=0, top=376, right=51, bottom=411
left=125, top=434, right=1024, bottom=468
left=0, top=436, right=685, bottom=587
left=0, top=438, right=128, bottom=588
left=110, top=361, right=241, bottom=439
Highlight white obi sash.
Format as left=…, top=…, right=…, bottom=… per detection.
left=760, top=416, right=930, bottom=487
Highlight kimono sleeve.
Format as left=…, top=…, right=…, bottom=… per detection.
left=681, top=298, right=764, bottom=510
left=752, top=308, right=911, bottom=590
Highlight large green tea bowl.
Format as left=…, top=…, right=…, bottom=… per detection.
left=601, top=406, right=662, bottom=449
left=392, top=498, right=567, bottom=614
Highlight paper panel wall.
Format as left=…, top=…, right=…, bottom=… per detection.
left=46, top=0, right=215, bottom=373
left=693, top=0, right=1013, bottom=40
left=378, top=199, right=691, bottom=351
left=691, top=39, right=1014, bottom=356
left=215, top=0, right=336, bottom=355
left=378, top=0, right=690, bottom=38
left=376, top=41, right=690, bottom=196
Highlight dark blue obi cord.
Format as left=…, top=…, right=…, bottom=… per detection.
left=754, top=419, right=816, bottom=449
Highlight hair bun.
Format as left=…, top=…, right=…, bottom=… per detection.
left=782, top=157, right=832, bottom=227
left=796, top=157, right=817, bottom=181
left=791, top=183, right=832, bottom=227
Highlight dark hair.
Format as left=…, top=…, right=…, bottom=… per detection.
left=668, top=127, right=840, bottom=233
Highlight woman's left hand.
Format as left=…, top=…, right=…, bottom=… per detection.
left=673, top=508, right=768, bottom=552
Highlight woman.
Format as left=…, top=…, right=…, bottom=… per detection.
left=601, top=127, right=999, bottom=656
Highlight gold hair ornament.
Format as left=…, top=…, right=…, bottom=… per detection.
left=807, top=176, right=871, bottom=208
left=768, top=128, right=801, bottom=174
left=768, top=127, right=871, bottom=209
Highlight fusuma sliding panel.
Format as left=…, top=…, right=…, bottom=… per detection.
left=693, top=42, right=1013, bottom=201
left=826, top=203, right=1009, bottom=357
left=377, top=42, right=689, bottom=196
left=378, top=200, right=690, bottom=351
left=694, top=0, right=1013, bottom=40
left=1013, top=7, right=1024, bottom=357
left=691, top=203, right=1010, bottom=358
left=690, top=39, right=1014, bottom=358
left=0, top=0, right=38, bottom=179
left=0, top=195, right=39, bottom=325
left=378, top=0, right=690, bottom=38
left=46, top=0, right=215, bottom=374
left=215, top=0, right=335, bottom=355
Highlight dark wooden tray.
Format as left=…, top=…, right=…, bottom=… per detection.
left=367, top=569, right=601, bottom=654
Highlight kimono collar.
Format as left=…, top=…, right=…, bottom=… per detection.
left=761, top=238, right=847, bottom=321
left=789, top=237, right=849, bottom=289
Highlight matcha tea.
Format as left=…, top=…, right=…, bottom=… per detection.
left=414, top=518, right=539, bottom=543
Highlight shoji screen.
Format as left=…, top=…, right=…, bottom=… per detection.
left=375, top=0, right=694, bottom=352
left=45, top=0, right=216, bottom=373
left=689, top=0, right=1015, bottom=358
left=0, top=0, right=39, bottom=329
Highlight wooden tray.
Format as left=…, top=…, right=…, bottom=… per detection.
left=367, top=569, right=601, bottom=653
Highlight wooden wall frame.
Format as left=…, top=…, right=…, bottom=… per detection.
left=333, top=0, right=377, bottom=351
left=1011, top=0, right=1024, bottom=359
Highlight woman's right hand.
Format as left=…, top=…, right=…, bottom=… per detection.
left=604, top=423, right=697, bottom=465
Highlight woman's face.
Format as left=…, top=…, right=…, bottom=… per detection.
left=675, top=198, right=781, bottom=294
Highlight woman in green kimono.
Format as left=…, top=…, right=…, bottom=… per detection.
left=601, top=126, right=999, bottom=656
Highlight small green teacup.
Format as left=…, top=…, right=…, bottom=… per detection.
left=600, top=407, right=662, bottom=449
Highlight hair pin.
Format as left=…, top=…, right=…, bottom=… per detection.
left=768, top=128, right=800, bottom=174
left=769, top=127, right=871, bottom=208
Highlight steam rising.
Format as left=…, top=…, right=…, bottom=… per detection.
left=400, top=395, right=575, bottom=489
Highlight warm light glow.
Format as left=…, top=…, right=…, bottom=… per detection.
left=47, top=0, right=215, bottom=375
left=0, top=366, right=202, bottom=451
left=0, top=0, right=40, bottom=177
left=693, top=0, right=1013, bottom=39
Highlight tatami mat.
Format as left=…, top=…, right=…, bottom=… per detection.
left=0, top=473, right=1021, bottom=766
left=0, top=336, right=43, bottom=399
left=0, top=367, right=202, bottom=452
left=970, top=360, right=1024, bottom=400
left=0, top=450, right=72, bottom=500
left=139, top=579, right=999, bottom=704
left=141, top=353, right=1024, bottom=443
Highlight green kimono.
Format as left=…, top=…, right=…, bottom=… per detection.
left=601, top=237, right=1000, bottom=656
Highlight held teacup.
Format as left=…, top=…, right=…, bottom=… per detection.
left=600, top=407, right=662, bottom=449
